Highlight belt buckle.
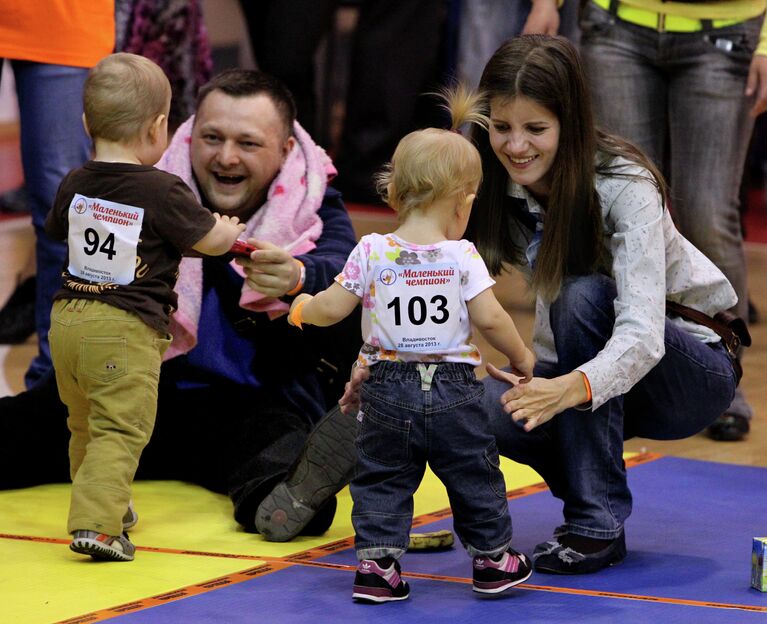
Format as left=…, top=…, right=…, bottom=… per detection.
left=726, top=334, right=740, bottom=358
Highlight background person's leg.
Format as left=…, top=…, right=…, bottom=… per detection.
left=239, top=0, right=339, bottom=137
left=579, top=4, right=668, bottom=167
left=664, top=23, right=758, bottom=439
left=335, top=0, right=446, bottom=203
left=12, top=61, right=91, bottom=388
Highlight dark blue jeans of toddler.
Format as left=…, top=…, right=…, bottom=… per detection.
left=351, top=362, right=513, bottom=561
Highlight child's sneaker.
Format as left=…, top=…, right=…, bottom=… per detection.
left=70, top=530, right=136, bottom=562
left=122, top=501, right=138, bottom=530
left=472, top=547, right=532, bottom=594
left=352, top=557, right=410, bottom=603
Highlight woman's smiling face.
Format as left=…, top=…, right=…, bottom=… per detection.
left=488, top=96, right=561, bottom=198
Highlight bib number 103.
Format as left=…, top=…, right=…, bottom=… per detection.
left=387, top=295, right=449, bottom=326
left=83, top=228, right=117, bottom=260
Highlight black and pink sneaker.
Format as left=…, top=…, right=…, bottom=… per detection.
left=472, top=547, right=532, bottom=594
left=352, top=557, right=410, bottom=603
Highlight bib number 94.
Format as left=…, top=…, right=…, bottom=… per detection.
left=83, top=228, right=117, bottom=260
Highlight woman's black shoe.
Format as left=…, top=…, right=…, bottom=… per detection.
left=533, top=531, right=626, bottom=574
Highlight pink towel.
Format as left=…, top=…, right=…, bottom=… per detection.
left=157, top=115, right=336, bottom=360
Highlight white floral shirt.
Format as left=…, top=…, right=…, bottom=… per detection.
left=335, top=233, right=496, bottom=366
left=508, top=157, right=737, bottom=410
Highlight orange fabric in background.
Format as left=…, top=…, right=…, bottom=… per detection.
left=0, top=1, right=114, bottom=68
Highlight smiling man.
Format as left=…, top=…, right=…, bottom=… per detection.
left=0, top=69, right=361, bottom=541
left=192, top=87, right=295, bottom=219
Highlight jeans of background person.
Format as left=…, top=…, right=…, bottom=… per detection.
left=456, top=0, right=582, bottom=89
left=483, top=274, right=737, bottom=539
left=239, top=0, right=338, bottom=138
left=579, top=2, right=757, bottom=421
left=351, top=362, right=512, bottom=561
left=9, top=61, right=91, bottom=388
left=334, top=0, right=447, bottom=204
left=456, top=0, right=531, bottom=89
left=49, top=299, right=171, bottom=536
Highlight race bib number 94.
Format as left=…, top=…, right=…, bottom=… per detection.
left=376, top=262, right=461, bottom=352
left=67, top=194, right=144, bottom=285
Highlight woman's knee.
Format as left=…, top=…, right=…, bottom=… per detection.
left=551, top=274, right=616, bottom=329
left=555, top=274, right=615, bottom=316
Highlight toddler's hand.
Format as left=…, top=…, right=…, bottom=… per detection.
left=213, top=213, right=246, bottom=233
left=510, top=347, right=535, bottom=383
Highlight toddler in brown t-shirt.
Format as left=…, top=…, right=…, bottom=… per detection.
left=45, top=53, right=244, bottom=562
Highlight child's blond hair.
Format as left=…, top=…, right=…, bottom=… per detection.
left=375, top=85, right=487, bottom=220
left=83, top=53, right=171, bottom=143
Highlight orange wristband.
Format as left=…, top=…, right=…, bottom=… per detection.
left=286, top=259, right=305, bottom=296
left=580, top=371, right=592, bottom=404
left=289, top=299, right=307, bottom=330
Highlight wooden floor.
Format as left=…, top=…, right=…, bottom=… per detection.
left=1, top=146, right=765, bottom=468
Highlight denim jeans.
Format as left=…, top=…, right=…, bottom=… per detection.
left=456, top=0, right=581, bottom=89
left=483, top=274, right=737, bottom=539
left=456, top=0, right=532, bottom=88
left=9, top=61, right=91, bottom=388
left=579, top=3, right=757, bottom=419
left=351, top=362, right=512, bottom=560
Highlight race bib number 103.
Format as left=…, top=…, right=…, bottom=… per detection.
left=376, top=262, right=461, bottom=352
left=67, top=194, right=144, bottom=285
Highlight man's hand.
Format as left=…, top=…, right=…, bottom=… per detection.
left=746, top=54, right=767, bottom=117
left=522, top=0, right=560, bottom=35
left=338, top=364, right=369, bottom=414
left=235, top=239, right=301, bottom=298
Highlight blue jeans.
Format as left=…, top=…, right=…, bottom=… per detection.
left=9, top=61, right=91, bottom=388
left=483, top=274, right=738, bottom=539
left=579, top=2, right=757, bottom=419
left=456, top=0, right=532, bottom=88
left=456, top=0, right=582, bottom=89
left=351, top=362, right=512, bottom=560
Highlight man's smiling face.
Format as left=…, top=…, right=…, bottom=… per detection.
left=191, top=90, right=295, bottom=221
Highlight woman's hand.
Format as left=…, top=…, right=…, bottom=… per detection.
left=746, top=54, right=767, bottom=117
left=338, top=364, right=369, bottom=414
left=487, top=365, right=588, bottom=432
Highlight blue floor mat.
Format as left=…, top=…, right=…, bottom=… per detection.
left=111, top=457, right=767, bottom=623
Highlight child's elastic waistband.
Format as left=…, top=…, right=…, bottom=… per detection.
left=368, top=361, right=476, bottom=383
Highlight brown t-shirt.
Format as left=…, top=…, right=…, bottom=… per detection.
left=46, top=161, right=217, bottom=333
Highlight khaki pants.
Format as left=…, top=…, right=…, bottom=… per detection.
left=49, top=299, right=171, bottom=536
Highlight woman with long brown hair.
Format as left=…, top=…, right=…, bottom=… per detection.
left=470, top=35, right=745, bottom=574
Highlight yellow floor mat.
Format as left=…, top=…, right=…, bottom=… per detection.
left=0, top=458, right=547, bottom=623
